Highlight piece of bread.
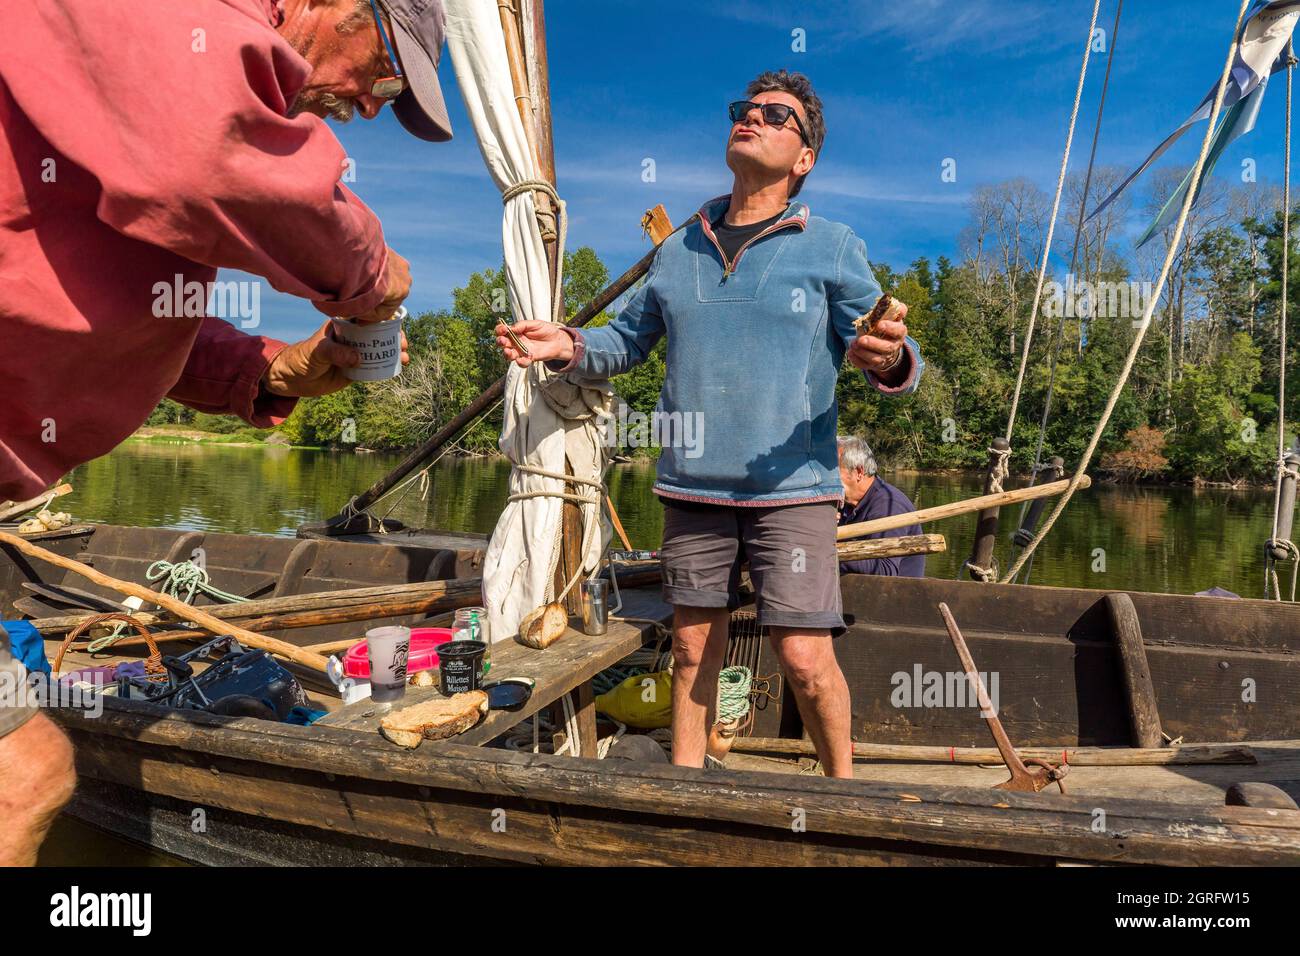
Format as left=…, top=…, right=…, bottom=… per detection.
left=379, top=690, right=489, bottom=748
left=854, top=294, right=906, bottom=337
left=517, top=602, right=568, bottom=649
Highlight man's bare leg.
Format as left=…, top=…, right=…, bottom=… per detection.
left=769, top=627, right=853, bottom=778
left=0, top=712, right=77, bottom=865
left=669, top=605, right=730, bottom=768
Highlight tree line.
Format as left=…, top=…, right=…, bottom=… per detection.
left=148, top=167, right=1300, bottom=486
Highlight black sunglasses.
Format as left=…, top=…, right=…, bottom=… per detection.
left=728, top=100, right=812, bottom=147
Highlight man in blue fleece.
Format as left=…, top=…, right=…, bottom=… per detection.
left=496, top=70, right=923, bottom=777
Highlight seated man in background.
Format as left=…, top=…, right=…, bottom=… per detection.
left=837, top=435, right=925, bottom=577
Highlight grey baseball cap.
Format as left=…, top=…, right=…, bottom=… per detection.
left=375, top=0, right=453, bottom=142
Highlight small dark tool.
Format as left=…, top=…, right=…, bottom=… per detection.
left=937, top=602, right=1068, bottom=794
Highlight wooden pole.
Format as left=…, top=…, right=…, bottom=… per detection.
left=730, top=736, right=1256, bottom=766
left=966, top=436, right=1009, bottom=580
left=836, top=475, right=1091, bottom=542
left=0, top=530, right=330, bottom=672
left=835, top=533, right=945, bottom=563
left=28, top=577, right=485, bottom=635
left=0, top=484, right=72, bottom=522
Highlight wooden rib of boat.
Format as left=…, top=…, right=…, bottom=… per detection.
left=3, top=521, right=1298, bottom=866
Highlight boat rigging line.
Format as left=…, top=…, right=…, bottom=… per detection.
left=1003, top=0, right=1258, bottom=584
left=1265, top=37, right=1300, bottom=601
left=1012, top=0, right=1125, bottom=585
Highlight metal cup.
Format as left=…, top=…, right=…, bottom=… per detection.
left=581, top=579, right=609, bottom=636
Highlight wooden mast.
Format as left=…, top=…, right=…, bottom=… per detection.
left=504, top=0, right=584, bottom=618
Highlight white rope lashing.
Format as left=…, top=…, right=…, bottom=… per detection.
left=501, top=177, right=568, bottom=325
left=1004, top=0, right=1257, bottom=584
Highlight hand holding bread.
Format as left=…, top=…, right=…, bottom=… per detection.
left=849, top=294, right=909, bottom=378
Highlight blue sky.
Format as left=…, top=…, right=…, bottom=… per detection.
left=247, top=0, right=1292, bottom=343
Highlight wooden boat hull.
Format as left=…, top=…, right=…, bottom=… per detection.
left=749, top=574, right=1300, bottom=748
left=6, top=523, right=1299, bottom=866
left=48, top=702, right=1300, bottom=867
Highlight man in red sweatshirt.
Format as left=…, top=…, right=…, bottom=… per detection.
left=0, top=0, right=453, bottom=864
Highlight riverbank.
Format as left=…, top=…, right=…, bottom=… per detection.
left=127, top=426, right=1281, bottom=489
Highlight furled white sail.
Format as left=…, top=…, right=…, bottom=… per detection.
left=443, top=0, right=612, bottom=644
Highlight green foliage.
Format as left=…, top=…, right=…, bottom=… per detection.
left=139, top=191, right=1298, bottom=485
left=145, top=399, right=195, bottom=426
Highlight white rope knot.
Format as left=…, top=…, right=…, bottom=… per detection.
left=987, top=444, right=1012, bottom=495
left=963, top=559, right=999, bottom=584
left=502, top=178, right=560, bottom=241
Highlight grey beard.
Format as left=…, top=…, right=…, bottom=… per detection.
left=288, top=90, right=356, bottom=123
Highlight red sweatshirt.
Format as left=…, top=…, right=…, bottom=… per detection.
left=0, top=0, right=390, bottom=501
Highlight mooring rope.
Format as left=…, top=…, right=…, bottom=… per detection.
left=1003, top=0, right=1256, bottom=584
left=1014, top=0, right=1123, bottom=586
left=1266, top=43, right=1299, bottom=601
left=716, top=665, right=753, bottom=723
left=1003, top=0, right=1104, bottom=446
left=85, top=558, right=247, bottom=653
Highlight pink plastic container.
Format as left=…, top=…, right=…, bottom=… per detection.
left=342, top=627, right=454, bottom=680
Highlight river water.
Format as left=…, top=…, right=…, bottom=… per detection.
left=35, top=440, right=1286, bottom=864
left=58, top=440, right=1283, bottom=595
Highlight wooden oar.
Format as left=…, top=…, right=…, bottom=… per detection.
left=730, top=736, right=1256, bottom=766
left=837, top=475, right=1092, bottom=542
left=0, top=529, right=331, bottom=672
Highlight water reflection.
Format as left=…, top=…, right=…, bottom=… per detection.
left=62, top=442, right=1282, bottom=598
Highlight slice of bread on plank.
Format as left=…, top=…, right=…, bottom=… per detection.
left=380, top=690, right=489, bottom=748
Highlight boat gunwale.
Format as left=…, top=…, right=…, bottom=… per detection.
left=49, top=697, right=1300, bottom=867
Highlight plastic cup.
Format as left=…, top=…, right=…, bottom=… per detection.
left=438, top=640, right=487, bottom=696
left=330, top=306, right=406, bottom=382
left=366, top=626, right=411, bottom=704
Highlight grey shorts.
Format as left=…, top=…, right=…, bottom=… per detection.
left=659, top=498, right=844, bottom=632
left=0, top=622, right=38, bottom=739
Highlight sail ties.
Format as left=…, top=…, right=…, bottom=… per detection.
left=502, top=178, right=568, bottom=324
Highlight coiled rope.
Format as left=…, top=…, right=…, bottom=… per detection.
left=716, top=665, right=753, bottom=723
left=85, top=558, right=247, bottom=653
left=1004, top=0, right=1256, bottom=584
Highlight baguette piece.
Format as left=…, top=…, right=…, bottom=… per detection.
left=379, top=690, right=489, bottom=748
left=854, top=294, right=906, bottom=338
